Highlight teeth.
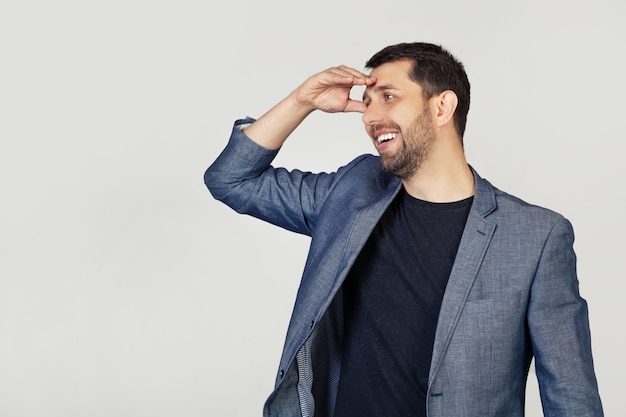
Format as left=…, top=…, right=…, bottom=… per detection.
left=377, top=133, right=397, bottom=143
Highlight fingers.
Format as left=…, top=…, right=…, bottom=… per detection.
left=325, top=65, right=376, bottom=86
left=327, top=66, right=373, bottom=113
left=293, top=65, right=376, bottom=113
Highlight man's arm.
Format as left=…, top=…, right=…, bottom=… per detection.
left=528, top=217, right=603, bottom=416
left=204, top=66, right=376, bottom=234
left=242, top=65, right=375, bottom=150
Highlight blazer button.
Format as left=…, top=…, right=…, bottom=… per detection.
left=279, top=369, right=285, bottom=379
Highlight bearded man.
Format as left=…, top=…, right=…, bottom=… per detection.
left=205, top=42, right=603, bottom=417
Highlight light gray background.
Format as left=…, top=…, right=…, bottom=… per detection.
left=1, top=0, right=624, bottom=416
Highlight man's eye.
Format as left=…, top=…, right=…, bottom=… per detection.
left=384, top=94, right=394, bottom=100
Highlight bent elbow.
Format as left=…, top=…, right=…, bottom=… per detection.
left=204, top=164, right=229, bottom=202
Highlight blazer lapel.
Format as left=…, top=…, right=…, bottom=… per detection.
left=338, top=179, right=403, bottom=284
left=429, top=170, right=497, bottom=381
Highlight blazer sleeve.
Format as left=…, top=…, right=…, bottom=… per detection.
left=204, top=118, right=362, bottom=236
left=528, top=216, right=604, bottom=416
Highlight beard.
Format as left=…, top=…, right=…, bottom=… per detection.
left=380, top=108, right=435, bottom=179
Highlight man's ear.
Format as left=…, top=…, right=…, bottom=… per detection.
left=434, top=90, right=458, bottom=128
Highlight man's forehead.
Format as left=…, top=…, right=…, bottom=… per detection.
left=368, top=59, right=412, bottom=77
left=362, top=62, right=421, bottom=99
left=366, top=61, right=415, bottom=87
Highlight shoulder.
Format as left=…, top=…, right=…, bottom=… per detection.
left=498, top=187, right=565, bottom=222
left=474, top=171, right=571, bottom=234
left=332, top=153, right=399, bottom=190
left=326, top=153, right=388, bottom=186
left=340, top=153, right=381, bottom=171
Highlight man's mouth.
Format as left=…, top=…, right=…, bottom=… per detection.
left=376, top=132, right=398, bottom=144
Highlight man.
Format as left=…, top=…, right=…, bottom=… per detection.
left=205, top=42, right=603, bottom=417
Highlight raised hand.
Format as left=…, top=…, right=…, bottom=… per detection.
left=242, top=65, right=376, bottom=150
left=292, top=65, right=376, bottom=114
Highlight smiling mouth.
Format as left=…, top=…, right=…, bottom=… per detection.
left=376, top=132, right=398, bottom=144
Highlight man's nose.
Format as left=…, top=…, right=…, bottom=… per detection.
left=362, top=103, right=384, bottom=126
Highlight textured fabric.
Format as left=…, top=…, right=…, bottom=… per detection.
left=204, top=118, right=604, bottom=417
left=333, top=192, right=472, bottom=417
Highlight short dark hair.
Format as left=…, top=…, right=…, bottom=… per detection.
left=365, top=42, right=471, bottom=139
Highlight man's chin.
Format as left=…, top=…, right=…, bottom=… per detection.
left=380, top=157, right=418, bottom=180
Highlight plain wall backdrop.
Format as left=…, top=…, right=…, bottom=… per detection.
left=1, top=0, right=624, bottom=416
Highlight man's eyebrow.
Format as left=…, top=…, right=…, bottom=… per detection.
left=362, top=85, right=399, bottom=101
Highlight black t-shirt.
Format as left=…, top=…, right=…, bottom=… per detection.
left=333, top=190, right=473, bottom=417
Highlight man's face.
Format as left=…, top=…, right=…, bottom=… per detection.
left=362, top=60, right=435, bottom=179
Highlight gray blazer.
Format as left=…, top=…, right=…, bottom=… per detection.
left=205, top=118, right=603, bottom=417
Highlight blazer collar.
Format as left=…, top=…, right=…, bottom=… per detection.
left=470, top=165, right=497, bottom=219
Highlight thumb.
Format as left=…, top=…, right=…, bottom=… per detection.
left=343, top=99, right=366, bottom=113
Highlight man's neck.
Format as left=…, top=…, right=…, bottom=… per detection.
left=401, top=158, right=475, bottom=203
